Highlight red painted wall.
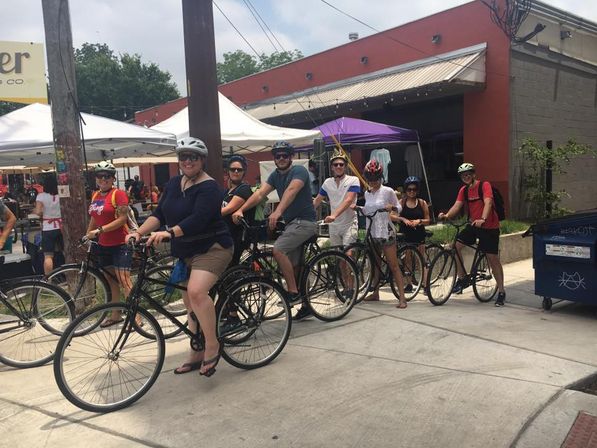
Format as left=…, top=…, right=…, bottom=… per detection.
left=217, top=0, right=511, bottom=204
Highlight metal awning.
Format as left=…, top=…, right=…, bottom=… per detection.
left=244, top=43, right=487, bottom=122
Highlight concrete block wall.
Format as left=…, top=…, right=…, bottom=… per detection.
left=509, top=48, right=597, bottom=219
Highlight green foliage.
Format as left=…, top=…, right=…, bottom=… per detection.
left=217, top=49, right=303, bottom=84
left=0, top=101, right=24, bottom=116
left=428, top=220, right=531, bottom=245
left=74, top=43, right=179, bottom=120
left=518, top=138, right=596, bottom=219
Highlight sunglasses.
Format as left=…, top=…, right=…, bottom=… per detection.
left=274, top=153, right=290, bottom=160
left=229, top=167, right=244, bottom=173
left=406, top=187, right=418, bottom=192
left=332, top=163, right=345, bottom=167
left=178, top=153, right=201, bottom=162
left=95, top=174, right=113, bottom=180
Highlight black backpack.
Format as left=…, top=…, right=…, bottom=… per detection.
left=463, top=181, right=506, bottom=221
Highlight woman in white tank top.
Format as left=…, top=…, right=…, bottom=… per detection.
left=33, top=176, right=63, bottom=274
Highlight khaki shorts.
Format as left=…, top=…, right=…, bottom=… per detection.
left=329, top=221, right=358, bottom=248
left=185, top=243, right=233, bottom=276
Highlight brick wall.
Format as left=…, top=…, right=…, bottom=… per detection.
left=509, top=48, right=597, bottom=218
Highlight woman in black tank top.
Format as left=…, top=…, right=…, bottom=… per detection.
left=398, top=177, right=431, bottom=292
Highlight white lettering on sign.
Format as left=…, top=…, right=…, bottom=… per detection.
left=545, top=244, right=591, bottom=259
left=561, top=226, right=596, bottom=236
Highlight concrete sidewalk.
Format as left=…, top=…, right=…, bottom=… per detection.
left=1, top=258, right=597, bottom=447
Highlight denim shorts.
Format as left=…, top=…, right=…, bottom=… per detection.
left=92, top=244, right=132, bottom=270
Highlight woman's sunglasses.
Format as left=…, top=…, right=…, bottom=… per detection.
left=274, top=153, right=290, bottom=160
left=178, top=153, right=201, bottom=162
left=229, top=167, right=244, bottom=173
left=95, top=174, right=113, bottom=180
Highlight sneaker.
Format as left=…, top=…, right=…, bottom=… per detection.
left=287, top=292, right=302, bottom=306
left=495, top=292, right=506, bottom=307
left=292, top=306, right=312, bottom=321
left=404, top=284, right=413, bottom=294
left=452, top=278, right=468, bottom=294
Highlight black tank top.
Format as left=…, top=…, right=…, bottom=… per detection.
left=400, top=198, right=424, bottom=221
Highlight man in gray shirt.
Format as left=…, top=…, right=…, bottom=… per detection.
left=233, top=141, right=317, bottom=320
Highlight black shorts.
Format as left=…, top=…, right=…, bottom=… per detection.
left=41, top=229, right=63, bottom=254
left=399, top=227, right=426, bottom=245
left=92, top=244, right=132, bottom=270
left=457, top=225, right=500, bottom=255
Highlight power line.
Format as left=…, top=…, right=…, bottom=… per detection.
left=213, top=1, right=262, bottom=58
left=241, top=0, right=279, bottom=52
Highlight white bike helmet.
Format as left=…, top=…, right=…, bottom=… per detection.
left=176, top=137, right=208, bottom=157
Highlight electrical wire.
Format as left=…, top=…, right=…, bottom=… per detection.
left=213, top=1, right=262, bottom=58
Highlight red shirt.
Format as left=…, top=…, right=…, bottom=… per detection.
left=88, top=188, right=129, bottom=246
left=457, top=181, right=499, bottom=229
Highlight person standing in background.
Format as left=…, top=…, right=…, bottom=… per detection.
left=33, top=175, right=63, bottom=274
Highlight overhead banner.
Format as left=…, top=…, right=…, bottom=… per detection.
left=0, top=41, right=47, bottom=104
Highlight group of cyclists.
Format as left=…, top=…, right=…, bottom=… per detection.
left=77, top=136, right=506, bottom=378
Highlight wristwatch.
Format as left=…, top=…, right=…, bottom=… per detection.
left=167, top=228, right=175, bottom=238
left=97, top=226, right=104, bottom=234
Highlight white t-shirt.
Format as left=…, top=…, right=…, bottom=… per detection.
left=36, top=192, right=62, bottom=231
left=363, top=186, right=401, bottom=239
left=319, top=175, right=361, bottom=229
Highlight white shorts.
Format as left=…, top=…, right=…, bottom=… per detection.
left=329, top=221, right=358, bottom=248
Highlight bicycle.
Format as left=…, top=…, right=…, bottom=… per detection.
left=425, top=220, right=498, bottom=306
left=46, top=237, right=182, bottom=333
left=234, top=218, right=359, bottom=322
left=0, top=256, right=74, bottom=368
left=53, top=236, right=292, bottom=413
left=348, top=208, right=425, bottom=303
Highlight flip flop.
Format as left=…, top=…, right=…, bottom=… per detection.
left=173, top=361, right=203, bottom=375
left=100, top=317, right=124, bottom=328
left=396, top=302, right=407, bottom=309
left=200, top=345, right=222, bottom=377
left=363, top=294, right=380, bottom=302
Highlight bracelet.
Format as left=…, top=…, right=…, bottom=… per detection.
left=97, top=226, right=104, bottom=234
left=167, top=228, right=175, bottom=238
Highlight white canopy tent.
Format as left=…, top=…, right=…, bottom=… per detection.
left=151, top=92, right=321, bottom=154
left=0, top=103, right=177, bottom=167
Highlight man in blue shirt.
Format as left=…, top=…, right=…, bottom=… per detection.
left=233, top=141, right=317, bottom=320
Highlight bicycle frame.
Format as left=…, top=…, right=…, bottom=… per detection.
left=442, top=221, right=484, bottom=281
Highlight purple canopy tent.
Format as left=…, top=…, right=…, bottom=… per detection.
left=310, top=117, right=432, bottom=207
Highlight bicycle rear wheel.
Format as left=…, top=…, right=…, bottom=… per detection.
left=472, top=253, right=498, bottom=302
left=216, top=276, right=291, bottom=369
left=395, top=245, right=424, bottom=301
left=0, top=280, right=74, bottom=368
left=302, top=250, right=358, bottom=321
left=46, top=264, right=109, bottom=332
left=426, top=250, right=456, bottom=306
left=54, top=303, right=165, bottom=413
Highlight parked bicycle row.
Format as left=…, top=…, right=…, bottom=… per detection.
left=0, top=138, right=506, bottom=414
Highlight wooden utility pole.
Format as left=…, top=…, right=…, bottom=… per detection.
left=182, top=0, right=223, bottom=185
left=42, top=0, right=88, bottom=262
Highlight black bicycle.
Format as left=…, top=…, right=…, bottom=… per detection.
left=348, top=208, right=425, bottom=302
left=53, top=236, right=292, bottom=413
left=45, top=237, right=179, bottom=333
left=425, top=221, right=497, bottom=305
left=0, top=256, right=74, bottom=368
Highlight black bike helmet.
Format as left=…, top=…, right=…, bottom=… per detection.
left=403, top=176, right=421, bottom=189
left=271, top=141, right=295, bottom=156
left=228, top=154, right=248, bottom=171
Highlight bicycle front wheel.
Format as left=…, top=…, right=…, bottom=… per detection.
left=140, top=266, right=187, bottom=339
left=472, top=253, right=498, bottom=302
left=302, top=250, right=359, bottom=322
left=395, top=245, right=424, bottom=301
left=54, top=303, right=165, bottom=413
left=216, top=276, right=291, bottom=370
left=346, top=243, right=373, bottom=303
left=0, top=280, right=74, bottom=368
left=426, top=250, right=456, bottom=306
